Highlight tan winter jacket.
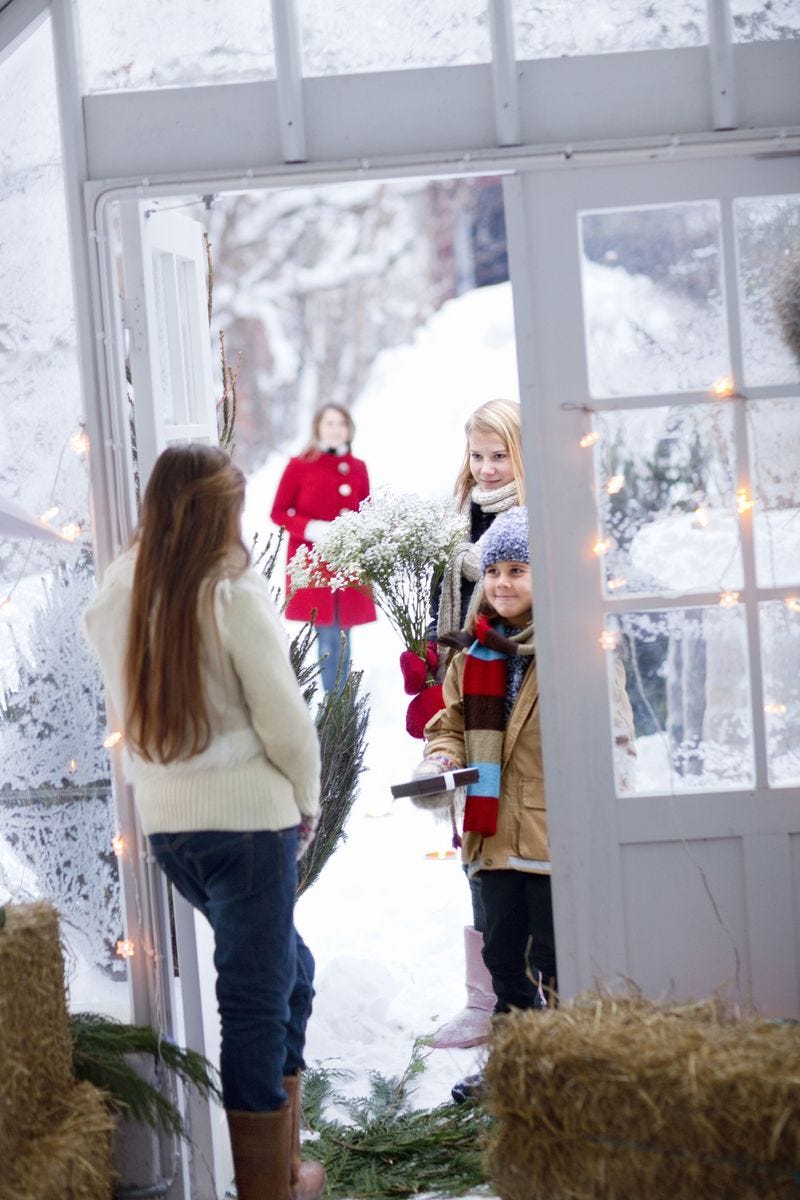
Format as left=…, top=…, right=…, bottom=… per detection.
left=423, top=653, right=635, bottom=877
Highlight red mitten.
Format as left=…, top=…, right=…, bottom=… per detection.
left=425, top=641, right=440, bottom=675
left=406, top=684, right=445, bottom=739
left=399, top=650, right=428, bottom=695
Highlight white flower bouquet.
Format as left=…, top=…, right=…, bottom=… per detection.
left=288, top=487, right=467, bottom=658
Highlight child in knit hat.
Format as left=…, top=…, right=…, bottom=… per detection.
left=413, top=505, right=554, bottom=1097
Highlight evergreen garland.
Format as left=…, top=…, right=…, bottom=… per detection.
left=299, top=1043, right=492, bottom=1198
left=70, top=1011, right=222, bottom=1138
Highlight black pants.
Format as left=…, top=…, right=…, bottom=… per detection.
left=479, top=870, right=558, bottom=1013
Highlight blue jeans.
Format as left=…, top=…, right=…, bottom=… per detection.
left=316, top=622, right=351, bottom=693
left=149, top=828, right=315, bottom=1112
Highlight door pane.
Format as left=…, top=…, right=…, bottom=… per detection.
left=0, top=21, right=128, bottom=1017
left=731, top=2, right=800, bottom=42
left=592, top=403, right=741, bottom=597
left=748, top=399, right=800, bottom=589
left=735, top=195, right=800, bottom=388
left=77, top=0, right=275, bottom=92
left=760, top=600, right=800, bottom=787
left=580, top=202, right=728, bottom=397
left=300, top=0, right=490, bottom=76
left=513, top=1, right=707, bottom=57
left=611, top=605, right=754, bottom=794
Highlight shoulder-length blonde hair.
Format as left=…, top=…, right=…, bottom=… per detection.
left=453, top=398, right=525, bottom=510
left=124, top=444, right=249, bottom=764
left=299, top=403, right=355, bottom=461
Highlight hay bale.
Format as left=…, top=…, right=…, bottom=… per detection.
left=484, top=993, right=800, bottom=1200
left=4, top=1080, right=115, bottom=1200
left=0, top=903, right=74, bottom=1159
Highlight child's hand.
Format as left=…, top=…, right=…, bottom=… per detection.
left=296, top=813, right=319, bottom=860
left=410, top=755, right=457, bottom=811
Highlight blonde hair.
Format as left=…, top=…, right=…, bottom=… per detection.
left=300, top=403, right=355, bottom=460
left=453, top=399, right=525, bottom=509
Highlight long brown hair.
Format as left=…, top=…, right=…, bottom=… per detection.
left=299, top=403, right=355, bottom=460
left=125, top=444, right=249, bottom=763
left=453, top=398, right=526, bottom=509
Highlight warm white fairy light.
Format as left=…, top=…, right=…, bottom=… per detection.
left=606, top=474, right=625, bottom=495
left=599, top=630, right=619, bottom=651
left=69, top=429, right=90, bottom=457
left=593, top=538, right=612, bottom=557
left=40, top=506, right=59, bottom=523
left=60, top=522, right=82, bottom=542
left=579, top=431, right=600, bottom=449
left=736, top=488, right=755, bottom=515
left=68, top=758, right=78, bottom=773
left=103, top=730, right=124, bottom=749
left=693, top=506, right=709, bottom=528
left=764, top=702, right=787, bottom=716
left=112, top=835, right=125, bottom=857
left=785, top=598, right=800, bottom=615
left=709, top=374, right=735, bottom=399
left=116, top=939, right=135, bottom=959
left=607, top=577, right=627, bottom=591
left=719, top=591, right=740, bottom=608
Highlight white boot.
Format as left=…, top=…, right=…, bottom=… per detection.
left=430, top=926, right=496, bottom=1049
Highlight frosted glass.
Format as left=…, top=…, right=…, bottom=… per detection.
left=300, top=0, right=490, bottom=76
left=0, top=21, right=127, bottom=1008
left=748, top=399, right=800, bottom=589
left=760, top=601, right=800, bottom=787
left=735, top=195, right=800, bottom=388
left=612, top=606, right=754, bottom=793
left=514, top=0, right=707, bottom=59
left=731, top=1, right=800, bottom=42
left=591, top=404, right=741, bottom=598
left=78, top=0, right=275, bottom=92
left=580, top=202, right=728, bottom=398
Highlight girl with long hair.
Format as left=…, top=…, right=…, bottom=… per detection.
left=271, top=403, right=377, bottom=692
left=85, top=444, right=325, bottom=1200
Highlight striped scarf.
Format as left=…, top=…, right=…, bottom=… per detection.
left=461, top=614, right=535, bottom=837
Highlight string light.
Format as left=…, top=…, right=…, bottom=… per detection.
left=112, top=835, right=125, bottom=857
left=579, top=431, right=600, bottom=449
left=709, top=375, right=735, bottom=398
left=69, top=429, right=90, bottom=457
left=116, top=939, right=135, bottom=959
left=0, top=597, right=14, bottom=615
left=607, top=577, right=627, bottom=591
left=606, top=474, right=625, bottom=495
left=424, top=849, right=457, bottom=860
left=599, top=630, right=619, bottom=651
left=719, top=591, right=740, bottom=608
left=40, top=506, right=59, bottom=523
left=784, top=598, right=800, bottom=615
left=764, top=702, right=787, bottom=716
left=593, top=538, right=612, bottom=557
left=692, top=506, right=709, bottom=528
left=736, top=488, right=755, bottom=515
left=68, top=758, right=78, bottom=773
left=60, top=522, right=82, bottom=542
left=103, top=730, right=124, bottom=749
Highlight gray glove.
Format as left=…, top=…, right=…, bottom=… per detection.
left=411, top=756, right=457, bottom=811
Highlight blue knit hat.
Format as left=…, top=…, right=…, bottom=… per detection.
left=481, top=506, right=530, bottom=572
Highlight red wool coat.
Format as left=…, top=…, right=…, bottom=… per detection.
left=271, top=450, right=378, bottom=627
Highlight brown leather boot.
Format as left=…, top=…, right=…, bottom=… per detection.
left=226, top=1103, right=292, bottom=1200
left=283, top=1073, right=327, bottom=1200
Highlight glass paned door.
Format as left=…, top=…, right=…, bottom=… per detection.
left=505, top=151, right=800, bottom=1016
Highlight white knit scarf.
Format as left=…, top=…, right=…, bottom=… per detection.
left=437, top=480, right=521, bottom=644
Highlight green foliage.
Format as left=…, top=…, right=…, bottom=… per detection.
left=298, top=667, right=369, bottom=897
left=299, top=1044, right=492, bottom=1198
left=70, top=1012, right=221, bottom=1138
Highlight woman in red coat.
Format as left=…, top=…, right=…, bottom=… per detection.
left=271, top=404, right=377, bottom=691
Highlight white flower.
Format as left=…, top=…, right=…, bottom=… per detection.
left=288, top=488, right=466, bottom=656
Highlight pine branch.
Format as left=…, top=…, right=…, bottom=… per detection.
left=70, top=1012, right=222, bottom=1138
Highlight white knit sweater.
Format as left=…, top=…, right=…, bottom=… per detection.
left=84, top=548, right=320, bottom=836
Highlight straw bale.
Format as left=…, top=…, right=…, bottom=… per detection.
left=0, top=903, right=74, bottom=1160
left=484, top=993, right=800, bottom=1200
left=4, top=1081, right=115, bottom=1200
